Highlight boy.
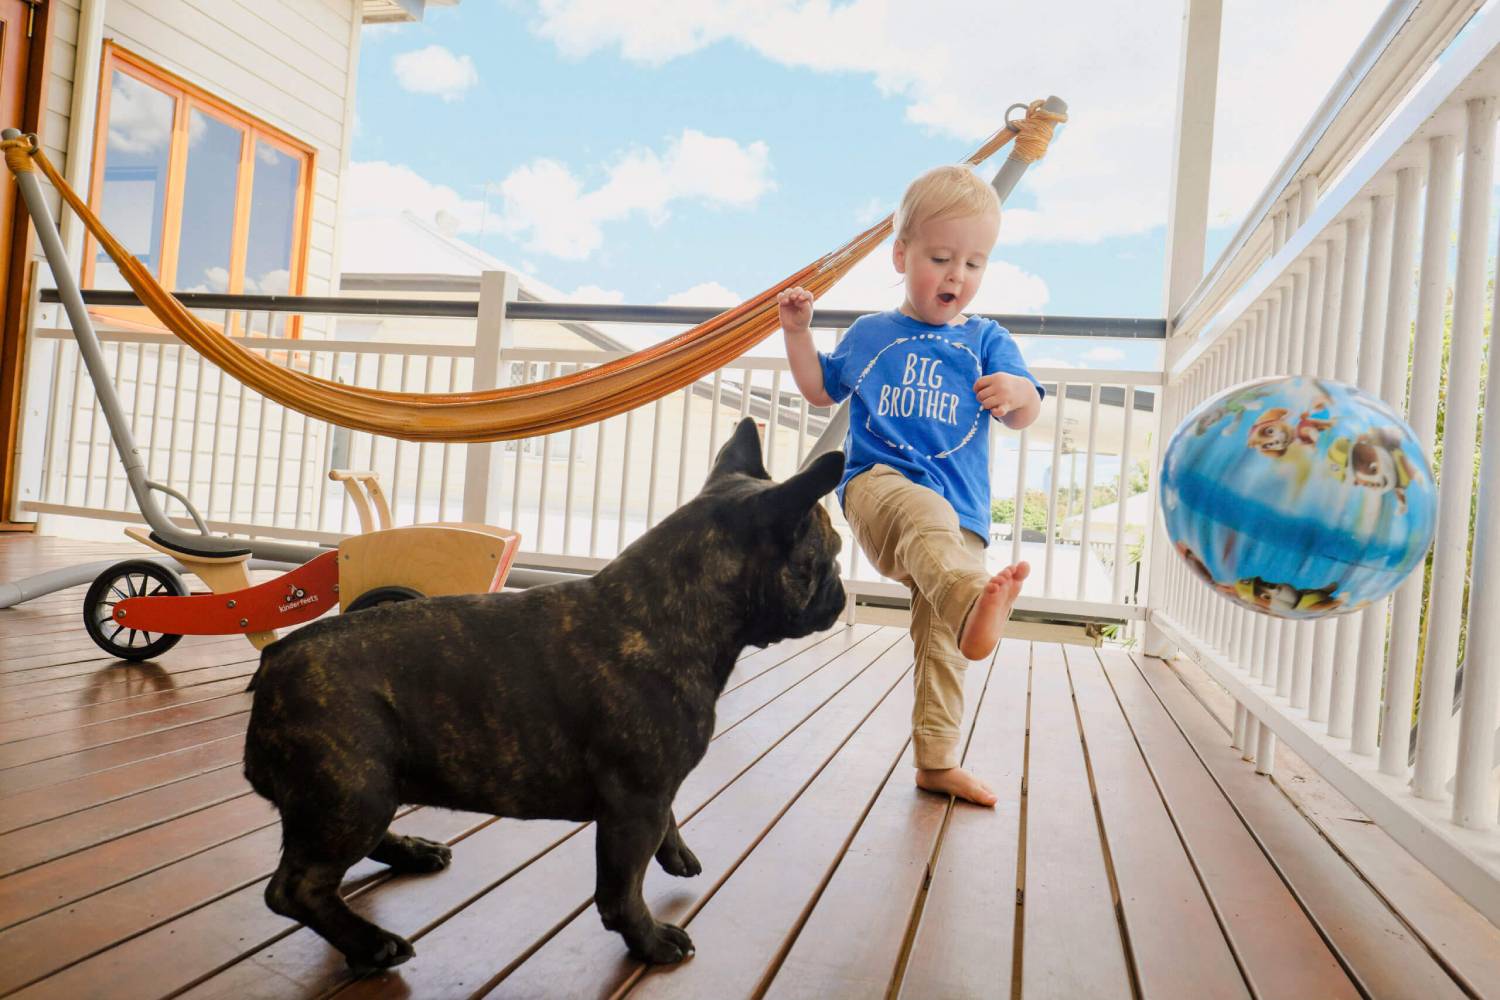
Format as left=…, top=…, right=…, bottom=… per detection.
left=778, top=165, right=1043, bottom=806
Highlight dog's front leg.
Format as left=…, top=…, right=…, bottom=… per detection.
left=654, top=813, right=702, bottom=877
left=595, top=802, right=696, bottom=963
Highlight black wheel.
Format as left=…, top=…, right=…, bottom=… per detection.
left=344, top=585, right=423, bottom=614
left=83, top=560, right=189, bottom=662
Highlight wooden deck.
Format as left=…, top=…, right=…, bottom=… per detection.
left=3, top=534, right=1498, bottom=999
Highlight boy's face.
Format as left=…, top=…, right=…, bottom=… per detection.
left=893, top=209, right=1001, bottom=326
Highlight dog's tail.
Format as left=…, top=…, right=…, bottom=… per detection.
left=245, top=645, right=272, bottom=692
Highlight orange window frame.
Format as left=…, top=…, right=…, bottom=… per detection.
left=84, top=43, right=317, bottom=336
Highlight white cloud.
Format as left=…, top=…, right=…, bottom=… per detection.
left=1030, top=357, right=1076, bottom=369
left=529, top=0, right=1386, bottom=246
left=393, top=45, right=479, bottom=102
left=664, top=282, right=741, bottom=307
left=106, top=74, right=174, bottom=155
left=495, top=130, right=774, bottom=259
left=1082, top=346, right=1125, bottom=363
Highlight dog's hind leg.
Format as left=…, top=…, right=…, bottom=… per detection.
left=369, top=831, right=452, bottom=873
left=266, top=794, right=413, bottom=974
left=654, top=813, right=701, bottom=878
left=594, top=798, right=695, bottom=964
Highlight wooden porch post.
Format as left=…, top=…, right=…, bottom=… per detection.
left=1143, top=0, right=1222, bottom=658
left=0, top=0, right=54, bottom=529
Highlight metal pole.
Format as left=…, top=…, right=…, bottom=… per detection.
left=3, top=129, right=318, bottom=569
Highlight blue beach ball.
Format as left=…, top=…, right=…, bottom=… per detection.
left=1160, top=376, right=1436, bottom=620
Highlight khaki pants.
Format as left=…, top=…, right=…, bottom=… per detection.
left=843, top=464, right=991, bottom=770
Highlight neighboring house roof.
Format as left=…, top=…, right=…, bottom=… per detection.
left=338, top=211, right=831, bottom=439
left=339, top=211, right=623, bottom=350
left=362, top=0, right=460, bottom=24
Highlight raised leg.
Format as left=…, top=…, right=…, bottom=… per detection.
left=654, top=814, right=701, bottom=877
left=595, top=802, right=695, bottom=963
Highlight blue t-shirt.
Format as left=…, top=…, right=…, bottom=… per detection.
left=818, top=310, right=1043, bottom=543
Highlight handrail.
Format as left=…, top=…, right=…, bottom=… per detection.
left=41, top=287, right=1166, bottom=338
left=1172, top=0, right=1482, bottom=337
left=1170, top=3, right=1500, bottom=378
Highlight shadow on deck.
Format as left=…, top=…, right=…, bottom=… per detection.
left=1, top=535, right=1497, bottom=999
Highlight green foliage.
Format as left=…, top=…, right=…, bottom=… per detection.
left=992, top=490, right=1051, bottom=535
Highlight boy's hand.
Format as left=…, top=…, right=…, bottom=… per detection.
left=974, top=372, right=1037, bottom=421
left=777, top=286, right=814, bottom=336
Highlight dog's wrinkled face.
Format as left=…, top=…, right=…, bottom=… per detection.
left=701, top=419, right=846, bottom=646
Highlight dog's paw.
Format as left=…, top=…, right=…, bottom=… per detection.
left=630, top=922, right=695, bottom=965
left=344, top=929, right=415, bottom=976
left=374, top=834, right=452, bottom=873
left=655, top=840, right=702, bottom=878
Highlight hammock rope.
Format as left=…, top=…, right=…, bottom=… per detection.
left=4, top=100, right=1066, bottom=443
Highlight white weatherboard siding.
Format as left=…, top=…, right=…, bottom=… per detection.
left=35, top=0, right=360, bottom=295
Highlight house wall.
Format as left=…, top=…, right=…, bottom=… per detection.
left=38, top=0, right=361, bottom=294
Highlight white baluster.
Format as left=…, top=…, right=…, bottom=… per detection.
left=1413, top=99, right=1496, bottom=800
left=1380, top=134, right=1456, bottom=776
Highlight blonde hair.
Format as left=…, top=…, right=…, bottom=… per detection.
left=893, top=165, right=1000, bottom=242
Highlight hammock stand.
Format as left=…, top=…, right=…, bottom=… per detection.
left=0, top=97, right=1065, bottom=607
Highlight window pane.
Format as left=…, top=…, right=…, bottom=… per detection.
left=96, top=71, right=174, bottom=289
left=175, top=110, right=242, bottom=293
left=245, top=140, right=301, bottom=335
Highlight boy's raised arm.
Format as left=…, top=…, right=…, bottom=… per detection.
left=778, top=287, right=835, bottom=407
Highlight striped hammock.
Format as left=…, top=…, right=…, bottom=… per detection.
left=6, top=108, right=1058, bottom=442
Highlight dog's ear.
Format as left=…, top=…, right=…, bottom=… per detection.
left=708, top=417, right=770, bottom=481
left=762, top=451, right=844, bottom=523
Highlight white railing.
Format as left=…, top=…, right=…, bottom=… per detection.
left=20, top=293, right=1158, bottom=625
left=1150, top=3, right=1500, bottom=926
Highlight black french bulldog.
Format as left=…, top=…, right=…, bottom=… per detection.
left=242, top=418, right=846, bottom=974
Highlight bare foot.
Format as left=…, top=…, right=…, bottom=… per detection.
left=916, top=766, right=998, bottom=807
left=957, top=561, right=1030, bottom=660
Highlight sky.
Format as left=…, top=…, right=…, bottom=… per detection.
left=345, top=0, right=1392, bottom=372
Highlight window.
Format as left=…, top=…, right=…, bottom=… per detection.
left=87, top=44, right=315, bottom=336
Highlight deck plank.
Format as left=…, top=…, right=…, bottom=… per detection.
left=1133, top=651, right=1469, bottom=999
left=1067, top=646, right=1249, bottom=1000
left=0, top=713, right=249, bottom=795
left=1, top=676, right=257, bottom=742
left=0, top=792, right=276, bottom=930
left=894, top=638, right=1030, bottom=998
left=1098, top=651, right=1359, bottom=999
left=3, top=807, right=486, bottom=999
left=1020, top=642, right=1132, bottom=998
left=0, top=735, right=245, bottom=834
left=0, top=638, right=254, bottom=692
left=0, top=660, right=258, bottom=722
left=0, top=764, right=251, bottom=877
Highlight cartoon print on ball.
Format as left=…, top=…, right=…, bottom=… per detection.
left=1326, top=427, right=1423, bottom=513
left=1247, top=392, right=1333, bottom=457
